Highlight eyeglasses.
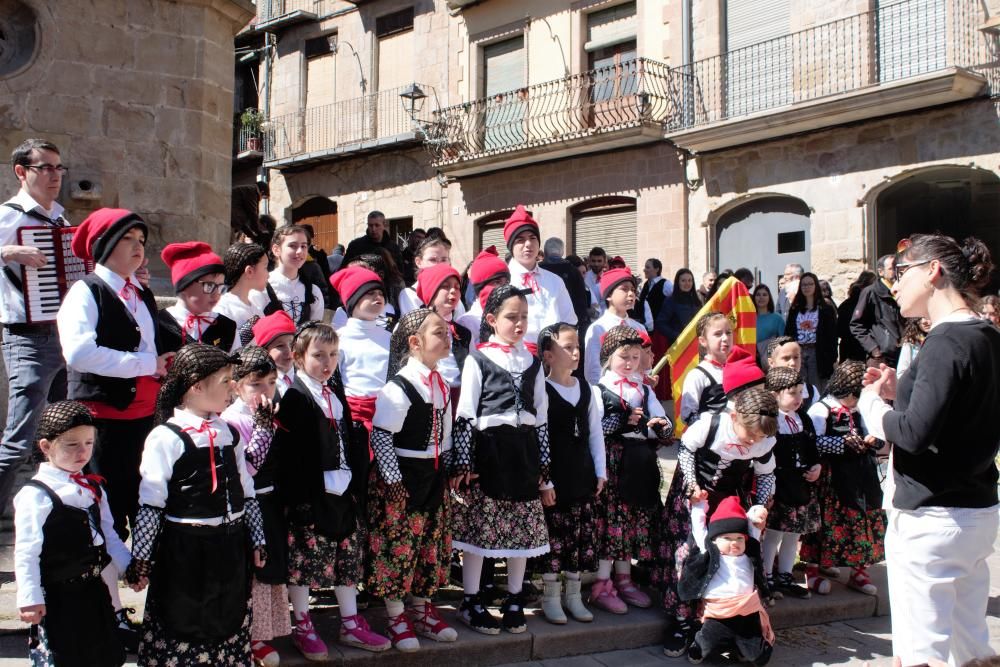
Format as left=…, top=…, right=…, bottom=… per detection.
left=893, top=259, right=931, bottom=282
left=24, top=164, right=68, bottom=175
left=196, top=281, right=227, bottom=295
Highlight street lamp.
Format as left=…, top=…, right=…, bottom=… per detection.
left=399, top=83, right=428, bottom=121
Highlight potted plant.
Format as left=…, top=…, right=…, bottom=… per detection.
left=240, top=108, right=264, bottom=152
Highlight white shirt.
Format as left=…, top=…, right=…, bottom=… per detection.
left=508, top=260, right=578, bottom=343
left=215, top=291, right=265, bottom=349
left=584, top=270, right=604, bottom=315
left=374, top=357, right=453, bottom=458
left=14, top=463, right=131, bottom=608
left=298, top=372, right=352, bottom=495
left=250, top=269, right=324, bottom=322
left=455, top=300, right=484, bottom=339
left=641, top=276, right=673, bottom=330
left=456, top=336, right=548, bottom=430
left=438, top=316, right=463, bottom=387
left=689, top=500, right=763, bottom=599
left=597, top=370, right=668, bottom=439
left=337, top=317, right=390, bottom=397
left=679, top=359, right=724, bottom=425
left=165, top=302, right=219, bottom=343
left=583, top=310, right=646, bottom=385
left=275, top=367, right=296, bottom=397
left=58, top=264, right=158, bottom=378
left=546, top=378, right=607, bottom=479
left=681, top=410, right=776, bottom=476
left=138, top=409, right=256, bottom=524
left=0, top=191, right=67, bottom=324
left=777, top=408, right=804, bottom=435
left=807, top=395, right=862, bottom=436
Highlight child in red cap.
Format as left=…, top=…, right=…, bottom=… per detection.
left=678, top=496, right=775, bottom=665
left=158, top=242, right=237, bottom=353
left=252, top=311, right=297, bottom=397
left=582, top=264, right=645, bottom=384
left=455, top=245, right=509, bottom=337
left=398, top=234, right=465, bottom=320
left=415, top=263, right=472, bottom=403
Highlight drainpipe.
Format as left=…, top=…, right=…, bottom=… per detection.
left=258, top=32, right=274, bottom=217
left=681, top=0, right=693, bottom=268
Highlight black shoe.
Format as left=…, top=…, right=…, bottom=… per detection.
left=115, top=608, right=141, bottom=653
left=519, top=580, right=542, bottom=606
left=686, top=638, right=704, bottom=664
left=479, top=583, right=505, bottom=607
left=458, top=595, right=500, bottom=635
left=753, top=642, right=774, bottom=666
left=774, top=572, right=810, bottom=599
left=765, top=574, right=783, bottom=601
left=500, top=593, right=527, bottom=634
left=663, top=618, right=694, bottom=657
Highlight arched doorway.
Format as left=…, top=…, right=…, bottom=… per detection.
left=715, top=196, right=811, bottom=296
left=292, top=197, right=338, bottom=253
left=873, top=167, right=1000, bottom=262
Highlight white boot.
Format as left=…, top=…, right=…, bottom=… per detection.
left=562, top=578, right=594, bottom=622
left=541, top=579, right=567, bottom=624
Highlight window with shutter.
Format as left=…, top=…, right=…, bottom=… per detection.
left=725, top=0, right=792, bottom=117
left=876, top=0, right=946, bottom=82
left=572, top=204, right=638, bottom=273
left=483, top=36, right=526, bottom=151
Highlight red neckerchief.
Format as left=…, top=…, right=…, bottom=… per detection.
left=829, top=405, right=856, bottom=431
left=321, top=385, right=338, bottom=430
left=119, top=278, right=139, bottom=312
left=725, top=441, right=751, bottom=456
left=184, top=313, right=213, bottom=341
left=182, top=420, right=219, bottom=493
left=784, top=414, right=800, bottom=433
left=707, top=358, right=725, bottom=369
left=69, top=472, right=106, bottom=502
left=421, top=369, right=448, bottom=469
left=613, top=375, right=640, bottom=411
left=521, top=270, right=539, bottom=294
left=477, top=341, right=512, bottom=353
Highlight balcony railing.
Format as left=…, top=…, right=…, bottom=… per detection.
left=257, top=0, right=332, bottom=25
left=265, top=84, right=427, bottom=165
left=235, top=116, right=264, bottom=158
left=428, top=58, right=686, bottom=169
left=673, top=0, right=996, bottom=129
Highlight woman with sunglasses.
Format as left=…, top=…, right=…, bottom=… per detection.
left=158, top=242, right=237, bottom=354
left=783, top=272, right=838, bottom=389
left=859, top=234, right=999, bottom=667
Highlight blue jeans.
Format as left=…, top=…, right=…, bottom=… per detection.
left=0, top=331, right=66, bottom=512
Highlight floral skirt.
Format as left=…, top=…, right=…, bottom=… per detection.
left=250, top=579, right=291, bottom=642
left=798, top=471, right=886, bottom=569
left=767, top=485, right=821, bottom=535
left=367, top=483, right=452, bottom=600
left=595, top=440, right=660, bottom=562
left=138, top=596, right=251, bottom=667
left=451, top=483, right=550, bottom=558
left=544, top=499, right=599, bottom=575
left=653, top=471, right=696, bottom=619
left=287, top=504, right=364, bottom=589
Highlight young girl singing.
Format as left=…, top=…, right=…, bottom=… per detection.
left=583, top=266, right=646, bottom=384
left=592, top=325, right=671, bottom=614
left=217, top=242, right=269, bottom=350
left=15, top=401, right=132, bottom=667
left=369, top=308, right=458, bottom=651
left=220, top=346, right=288, bottom=666
left=415, top=263, right=472, bottom=403
left=272, top=323, right=390, bottom=657
left=679, top=313, right=732, bottom=425
left=158, top=242, right=236, bottom=353
left=455, top=245, right=509, bottom=335
left=537, top=323, right=606, bottom=624
left=251, top=311, right=297, bottom=397
left=126, top=344, right=266, bottom=667
left=451, top=284, right=551, bottom=635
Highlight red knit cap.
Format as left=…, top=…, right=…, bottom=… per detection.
left=161, top=242, right=225, bottom=293
left=415, top=263, right=461, bottom=306
left=478, top=283, right=497, bottom=309
left=599, top=266, right=636, bottom=300
left=502, top=205, right=538, bottom=251
left=722, top=346, right=765, bottom=396
left=637, top=328, right=652, bottom=347
left=608, top=256, right=627, bottom=269
left=469, top=245, right=509, bottom=289
left=707, top=496, right=749, bottom=541
left=252, top=311, right=296, bottom=348
left=71, top=208, right=147, bottom=264
left=329, top=266, right=384, bottom=316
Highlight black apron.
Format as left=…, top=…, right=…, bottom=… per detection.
left=822, top=402, right=883, bottom=512
left=253, top=491, right=288, bottom=584
left=545, top=382, right=597, bottom=508
left=601, top=384, right=661, bottom=508
left=475, top=425, right=541, bottom=502
left=390, top=378, right=448, bottom=512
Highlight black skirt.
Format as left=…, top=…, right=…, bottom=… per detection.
left=254, top=491, right=288, bottom=585
left=616, top=437, right=661, bottom=508
left=475, top=425, right=540, bottom=502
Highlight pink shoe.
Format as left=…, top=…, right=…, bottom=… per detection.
left=291, top=613, right=329, bottom=661
left=589, top=578, right=628, bottom=614
left=339, top=613, right=391, bottom=652
left=613, top=573, right=652, bottom=608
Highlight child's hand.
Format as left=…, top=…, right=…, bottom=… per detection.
left=863, top=434, right=878, bottom=448
left=747, top=505, right=768, bottom=529
left=254, top=547, right=268, bottom=569
left=646, top=373, right=659, bottom=386
left=689, top=485, right=708, bottom=503
left=627, top=407, right=643, bottom=425
left=130, top=576, right=149, bottom=592
left=540, top=488, right=556, bottom=507
left=595, top=477, right=607, bottom=497
left=648, top=417, right=668, bottom=430
left=156, top=352, right=175, bottom=377
left=19, top=604, right=45, bottom=625
left=803, top=464, right=821, bottom=483
left=449, top=472, right=478, bottom=491
left=844, top=433, right=866, bottom=453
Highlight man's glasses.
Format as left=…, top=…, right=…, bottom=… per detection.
left=196, top=280, right=227, bottom=295
left=24, top=164, right=68, bottom=175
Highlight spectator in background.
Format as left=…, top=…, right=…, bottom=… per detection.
left=299, top=224, right=333, bottom=308
left=784, top=271, right=838, bottom=388
left=777, top=263, right=804, bottom=316
left=342, top=210, right=403, bottom=269
left=734, top=267, right=755, bottom=292
left=851, top=254, right=905, bottom=368
left=819, top=280, right=836, bottom=308
left=707, top=269, right=734, bottom=300
left=632, top=258, right=672, bottom=331
left=584, top=247, right=608, bottom=316
left=400, top=228, right=426, bottom=284
left=697, top=270, right=716, bottom=303
left=540, top=237, right=592, bottom=331
left=979, top=294, right=1000, bottom=327
left=837, top=270, right=877, bottom=362
left=655, top=268, right=702, bottom=345
left=753, top=284, right=785, bottom=343
left=895, top=317, right=930, bottom=378
left=327, top=243, right=345, bottom=274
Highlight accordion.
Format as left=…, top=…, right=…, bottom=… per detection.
left=17, top=225, right=93, bottom=324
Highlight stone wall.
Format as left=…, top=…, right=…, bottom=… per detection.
left=0, top=0, right=254, bottom=287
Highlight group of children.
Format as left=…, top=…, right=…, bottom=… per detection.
left=14, top=206, right=886, bottom=667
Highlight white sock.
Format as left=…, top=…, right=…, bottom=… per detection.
left=385, top=599, right=405, bottom=617
left=506, top=557, right=527, bottom=594
left=542, top=572, right=558, bottom=582
left=102, top=565, right=123, bottom=611
left=565, top=571, right=581, bottom=581
left=288, top=585, right=310, bottom=618
left=761, top=529, right=783, bottom=577
left=597, top=559, right=614, bottom=580
left=777, top=531, right=801, bottom=574
left=462, top=551, right=484, bottom=595
left=613, top=560, right=631, bottom=576
left=334, top=585, right=358, bottom=618
left=409, top=596, right=430, bottom=609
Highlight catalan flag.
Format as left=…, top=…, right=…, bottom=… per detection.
left=663, top=277, right=756, bottom=435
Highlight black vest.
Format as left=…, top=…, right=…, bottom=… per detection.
left=773, top=409, right=818, bottom=507
left=821, top=401, right=882, bottom=512
left=691, top=412, right=757, bottom=503
left=264, top=277, right=315, bottom=325
left=67, top=273, right=161, bottom=410
left=389, top=376, right=447, bottom=512
left=599, top=382, right=661, bottom=507
left=631, top=278, right=668, bottom=323
left=694, top=365, right=727, bottom=420
left=24, top=480, right=110, bottom=586
left=472, top=348, right=540, bottom=418
left=546, top=381, right=597, bottom=506
left=451, top=321, right=472, bottom=372
left=162, top=422, right=245, bottom=520
left=157, top=310, right=237, bottom=354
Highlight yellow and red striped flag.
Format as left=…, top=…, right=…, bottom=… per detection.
left=661, top=277, right=756, bottom=436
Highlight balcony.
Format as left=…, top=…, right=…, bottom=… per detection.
left=255, top=0, right=332, bottom=32
left=666, top=0, right=996, bottom=152
left=264, top=84, right=428, bottom=168
left=428, top=58, right=686, bottom=176
left=234, top=110, right=265, bottom=161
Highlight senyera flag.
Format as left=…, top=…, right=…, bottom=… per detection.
left=656, top=276, right=756, bottom=436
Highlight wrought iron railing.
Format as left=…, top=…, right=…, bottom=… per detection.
left=673, top=0, right=997, bottom=128
left=265, top=84, right=426, bottom=163
left=235, top=116, right=264, bottom=156
left=257, top=0, right=333, bottom=22
left=428, top=58, right=686, bottom=167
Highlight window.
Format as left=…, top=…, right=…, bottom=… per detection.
left=482, top=36, right=526, bottom=150
left=585, top=3, right=637, bottom=126
left=572, top=198, right=638, bottom=271
left=376, top=7, right=414, bottom=37
left=777, top=231, right=805, bottom=254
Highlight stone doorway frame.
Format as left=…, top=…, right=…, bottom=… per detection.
left=705, top=192, right=815, bottom=272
